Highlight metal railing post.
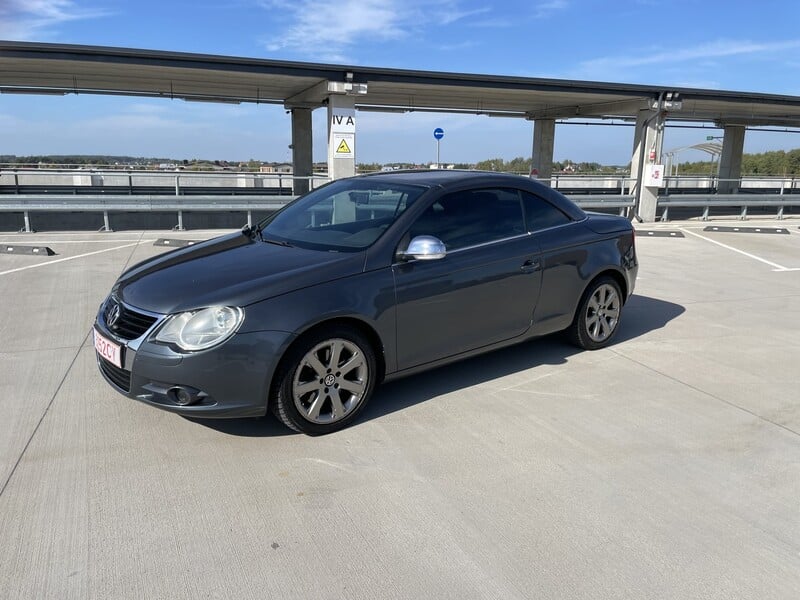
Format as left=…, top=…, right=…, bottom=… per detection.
left=102, top=210, right=112, bottom=232
left=175, top=210, right=185, bottom=231
left=23, top=210, right=32, bottom=233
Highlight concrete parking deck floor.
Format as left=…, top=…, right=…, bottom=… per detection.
left=0, top=220, right=798, bottom=599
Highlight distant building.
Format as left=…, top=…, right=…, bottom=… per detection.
left=260, top=164, right=293, bottom=173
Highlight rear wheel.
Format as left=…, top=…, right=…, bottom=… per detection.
left=270, top=326, right=376, bottom=434
left=567, top=276, right=623, bottom=350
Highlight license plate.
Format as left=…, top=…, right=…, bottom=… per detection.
left=94, top=329, right=123, bottom=369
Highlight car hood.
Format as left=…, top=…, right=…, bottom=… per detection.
left=116, top=231, right=365, bottom=314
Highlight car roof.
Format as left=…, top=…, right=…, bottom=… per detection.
left=359, top=169, right=530, bottom=187
left=357, top=169, right=587, bottom=221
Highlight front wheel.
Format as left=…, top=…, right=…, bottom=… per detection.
left=270, top=326, right=377, bottom=434
left=567, top=276, right=623, bottom=350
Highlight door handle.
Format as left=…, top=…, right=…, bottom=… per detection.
left=520, top=258, right=541, bottom=272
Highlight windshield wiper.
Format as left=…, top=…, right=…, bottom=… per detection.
left=263, top=238, right=293, bottom=248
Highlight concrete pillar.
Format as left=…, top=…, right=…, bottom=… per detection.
left=327, top=94, right=356, bottom=180
left=531, top=119, right=555, bottom=185
left=717, top=125, right=745, bottom=194
left=290, top=108, right=313, bottom=195
left=629, top=109, right=663, bottom=222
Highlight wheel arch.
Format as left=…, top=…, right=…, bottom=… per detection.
left=571, top=268, right=627, bottom=324
left=584, top=268, right=628, bottom=304
left=274, top=316, right=387, bottom=389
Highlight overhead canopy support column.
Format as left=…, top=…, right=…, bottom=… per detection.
left=290, top=107, right=313, bottom=195
left=630, top=108, right=664, bottom=222
left=530, top=119, right=555, bottom=185
left=327, top=93, right=356, bottom=180
left=717, top=125, right=745, bottom=194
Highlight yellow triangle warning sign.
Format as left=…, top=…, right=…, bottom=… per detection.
left=336, top=138, right=352, bottom=154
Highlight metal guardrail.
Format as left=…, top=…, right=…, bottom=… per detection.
left=0, top=194, right=296, bottom=232
left=657, top=194, right=800, bottom=221
left=0, top=168, right=330, bottom=196
left=0, top=192, right=637, bottom=232
left=1, top=191, right=798, bottom=233
left=567, top=195, right=634, bottom=216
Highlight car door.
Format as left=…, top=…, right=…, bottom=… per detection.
left=392, top=187, right=542, bottom=370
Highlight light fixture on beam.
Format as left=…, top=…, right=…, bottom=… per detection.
left=0, top=87, right=67, bottom=96
left=356, top=106, right=408, bottom=113
left=183, top=96, right=241, bottom=105
left=655, top=91, right=683, bottom=110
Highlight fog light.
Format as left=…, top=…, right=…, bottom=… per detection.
left=168, top=386, right=199, bottom=406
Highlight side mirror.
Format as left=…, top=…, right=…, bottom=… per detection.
left=400, top=235, right=447, bottom=261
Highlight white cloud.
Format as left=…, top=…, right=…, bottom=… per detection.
left=533, top=0, right=569, bottom=18
left=0, top=0, right=108, bottom=40
left=580, top=39, right=800, bottom=72
left=258, top=0, right=493, bottom=58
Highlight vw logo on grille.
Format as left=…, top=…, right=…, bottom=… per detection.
left=106, top=300, right=121, bottom=328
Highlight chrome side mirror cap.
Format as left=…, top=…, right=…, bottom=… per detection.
left=400, top=235, right=447, bottom=261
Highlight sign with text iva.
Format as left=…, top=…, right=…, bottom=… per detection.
left=331, top=106, right=355, bottom=157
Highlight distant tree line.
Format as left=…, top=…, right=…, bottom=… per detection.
left=676, top=149, right=800, bottom=175
left=0, top=155, right=173, bottom=167
left=5, top=149, right=800, bottom=175
left=472, top=156, right=622, bottom=174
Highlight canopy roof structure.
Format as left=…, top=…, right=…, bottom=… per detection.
left=2, top=41, right=800, bottom=126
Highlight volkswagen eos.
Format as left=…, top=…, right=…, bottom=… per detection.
left=94, top=171, right=637, bottom=434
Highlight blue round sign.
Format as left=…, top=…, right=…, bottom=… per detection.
left=433, top=127, right=444, bottom=140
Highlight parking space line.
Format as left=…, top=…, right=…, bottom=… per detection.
left=0, top=238, right=156, bottom=244
left=0, top=242, right=143, bottom=277
left=678, top=227, right=796, bottom=272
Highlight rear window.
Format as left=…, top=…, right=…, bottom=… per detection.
left=520, top=191, right=571, bottom=231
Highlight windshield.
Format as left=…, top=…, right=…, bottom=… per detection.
left=259, top=179, right=427, bottom=252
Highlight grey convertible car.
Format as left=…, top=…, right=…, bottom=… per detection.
left=94, top=170, right=637, bottom=434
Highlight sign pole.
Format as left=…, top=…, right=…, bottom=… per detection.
left=433, top=128, right=444, bottom=168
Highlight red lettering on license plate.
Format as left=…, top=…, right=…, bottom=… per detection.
left=94, top=329, right=122, bottom=369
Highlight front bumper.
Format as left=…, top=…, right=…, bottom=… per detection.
left=94, top=320, right=293, bottom=418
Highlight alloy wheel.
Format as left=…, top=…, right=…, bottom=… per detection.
left=585, top=283, right=620, bottom=343
left=292, top=338, right=369, bottom=424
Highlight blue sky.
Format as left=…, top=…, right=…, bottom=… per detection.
left=2, top=0, right=800, bottom=165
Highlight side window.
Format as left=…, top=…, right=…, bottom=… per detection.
left=520, top=191, right=571, bottom=231
left=408, top=188, right=525, bottom=251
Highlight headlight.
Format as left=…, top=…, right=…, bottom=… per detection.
left=153, top=306, right=244, bottom=351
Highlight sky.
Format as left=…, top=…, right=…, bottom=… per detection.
left=2, top=0, right=800, bottom=165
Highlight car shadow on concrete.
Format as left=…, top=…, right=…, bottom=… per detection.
left=362, top=294, right=685, bottom=424
left=188, top=294, right=684, bottom=437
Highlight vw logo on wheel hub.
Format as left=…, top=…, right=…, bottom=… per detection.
left=324, top=374, right=336, bottom=387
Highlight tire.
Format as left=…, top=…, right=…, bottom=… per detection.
left=270, top=326, right=377, bottom=435
left=567, top=276, right=623, bottom=350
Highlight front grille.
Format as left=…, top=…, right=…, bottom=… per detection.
left=98, top=357, right=131, bottom=392
left=104, top=300, right=158, bottom=340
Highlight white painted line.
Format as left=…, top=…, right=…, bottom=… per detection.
left=679, top=227, right=790, bottom=271
left=0, top=242, right=142, bottom=277
left=0, top=238, right=156, bottom=244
